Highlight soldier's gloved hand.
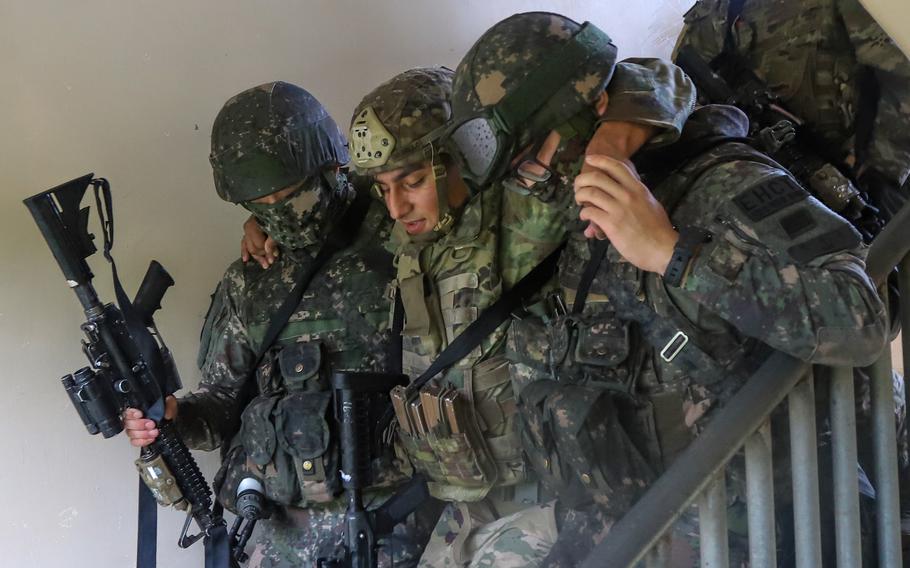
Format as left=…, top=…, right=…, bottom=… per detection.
left=122, top=395, right=178, bottom=447
left=575, top=154, right=679, bottom=274
left=240, top=215, right=279, bottom=269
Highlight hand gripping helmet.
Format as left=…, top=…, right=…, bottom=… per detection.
left=449, top=12, right=618, bottom=186
left=209, top=81, right=349, bottom=203
left=349, top=66, right=458, bottom=237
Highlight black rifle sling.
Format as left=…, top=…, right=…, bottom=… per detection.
left=377, top=243, right=565, bottom=434
left=406, top=242, right=564, bottom=396
left=92, top=180, right=168, bottom=418
left=389, top=291, right=405, bottom=375
left=572, top=240, right=610, bottom=314
left=87, top=180, right=199, bottom=568
left=137, top=478, right=158, bottom=568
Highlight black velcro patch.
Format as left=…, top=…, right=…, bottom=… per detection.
left=787, top=225, right=862, bottom=264
left=733, top=175, right=808, bottom=221
left=779, top=208, right=817, bottom=239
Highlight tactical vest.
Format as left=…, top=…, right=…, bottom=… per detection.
left=393, top=184, right=528, bottom=502
left=210, top=226, right=407, bottom=512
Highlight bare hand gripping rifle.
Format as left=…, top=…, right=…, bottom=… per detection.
left=24, top=174, right=230, bottom=568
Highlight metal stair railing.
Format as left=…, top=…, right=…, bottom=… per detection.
left=581, top=203, right=910, bottom=568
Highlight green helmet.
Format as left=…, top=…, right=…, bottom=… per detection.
left=449, top=12, right=617, bottom=186
left=209, top=81, right=349, bottom=203
left=349, top=66, right=453, bottom=176
left=349, top=67, right=458, bottom=236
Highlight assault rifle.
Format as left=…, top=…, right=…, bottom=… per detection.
left=676, top=45, right=881, bottom=240
left=317, top=372, right=431, bottom=568
left=24, top=174, right=230, bottom=567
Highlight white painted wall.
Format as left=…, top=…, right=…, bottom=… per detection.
left=0, top=1, right=688, bottom=566
left=861, top=0, right=910, bottom=58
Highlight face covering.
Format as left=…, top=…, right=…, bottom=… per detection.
left=242, top=174, right=351, bottom=251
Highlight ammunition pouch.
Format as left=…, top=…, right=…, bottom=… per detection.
left=508, top=299, right=651, bottom=511
left=508, top=298, right=634, bottom=386
left=518, top=379, right=653, bottom=513
left=395, top=356, right=526, bottom=502
left=213, top=342, right=340, bottom=513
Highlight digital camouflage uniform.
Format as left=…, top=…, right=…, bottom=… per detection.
left=509, top=103, right=889, bottom=567
left=176, top=82, right=425, bottom=567
left=677, top=1, right=910, bottom=551
left=397, top=14, right=693, bottom=568
left=675, top=0, right=910, bottom=217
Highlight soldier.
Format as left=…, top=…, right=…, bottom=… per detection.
left=123, top=82, right=429, bottom=567
left=339, top=45, right=696, bottom=564
left=674, top=0, right=910, bottom=222
left=446, top=11, right=890, bottom=567
left=676, top=0, right=910, bottom=551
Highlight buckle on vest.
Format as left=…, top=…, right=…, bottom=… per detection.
left=660, top=331, right=689, bottom=362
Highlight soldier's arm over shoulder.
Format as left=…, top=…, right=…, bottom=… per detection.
left=678, top=160, right=887, bottom=366
left=175, top=261, right=258, bottom=450
left=599, top=58, right=697, bottom=147
left=838, top=0, right=910, bottom=185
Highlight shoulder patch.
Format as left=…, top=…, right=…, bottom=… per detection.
left=779, top=207, right=817, bottom=239
left=732, top=175, right=808, bottom=221
left=787, top=225, right=862, bottom=264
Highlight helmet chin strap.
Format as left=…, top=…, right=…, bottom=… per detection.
left=394, top=146, right=461, bottom=246
left=431, top=161, right=456, bottom=235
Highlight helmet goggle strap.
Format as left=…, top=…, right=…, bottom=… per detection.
left=453, top=22, right=616, bottom=184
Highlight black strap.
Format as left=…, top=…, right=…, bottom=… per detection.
left=92, top=179, right=168, bottom=420
left=91, top=180, right=168, bottom=568
left=853, top=66, right=880, bottom=170
left=404, top=243, right=565, bottom=397
left=371, top=475, right=433, bottom=536
left=388, top=291, right=405, bottom=375
left=137, top=481, right=157, bottom=568
left=573, top=240, right=609, bottom=314
left=378, top=244, right=564, bottom=432
left=203, top=508, right=232, bottom=568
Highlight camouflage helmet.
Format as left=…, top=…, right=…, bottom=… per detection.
left=349, top=67, right=460, bottom=238
left=349, top=66, right=454, bottom=176
left=209, top=81, right=349, bottom=203
left=449, top=12, right=617, bottom=185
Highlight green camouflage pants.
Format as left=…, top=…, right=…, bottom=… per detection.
left=418, top=500, right=559, bottom=568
